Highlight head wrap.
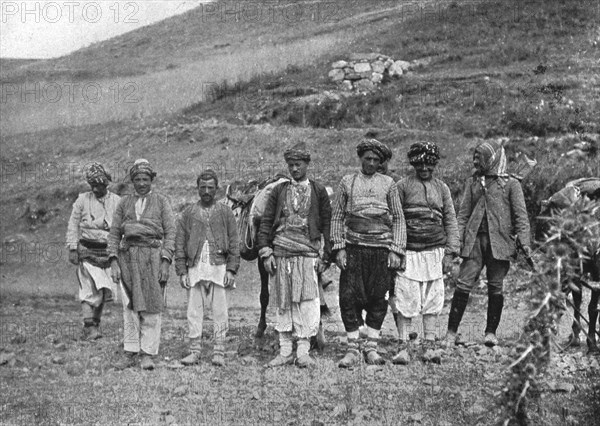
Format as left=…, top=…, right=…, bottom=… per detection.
left=197, top=169, right=219, bottom=187
left=474, top=141, right=508, bottom=177
left=356, top=139, right=392, bottom=162
left=84, top=162, right=111, bottom=185
left=129, top=159, right=156, bottom=181
left=407, top=142, right=440, bottom=165
left=283, top=142, right=311, bottom=162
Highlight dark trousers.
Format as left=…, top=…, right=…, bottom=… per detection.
left=457, top=233, right=510, bottom=296
left=339, top=245, right=391, bottom=332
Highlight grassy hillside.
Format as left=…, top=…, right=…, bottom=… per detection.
left=1, top=0, right=599, bottom=282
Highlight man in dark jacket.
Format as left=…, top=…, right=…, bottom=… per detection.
left=175, top=170, right=240, bottom=366
left=258, top=142, right=332, bottom=368
left=443, top=141, right=530, bottom=348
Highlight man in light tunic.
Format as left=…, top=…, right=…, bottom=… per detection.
left=176, top=170, right=240, bottom=366
left=331, top=139, right=407, bottom=368
left=258, top=142, right=332, bottom=368
left=66, top=162, right=120, bottom=340
left=390, top=143, right=459, bottom=363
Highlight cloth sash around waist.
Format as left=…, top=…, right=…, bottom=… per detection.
left=345, top=214, right=391, bottom=235
left=404, top=209, right=446, bottom=251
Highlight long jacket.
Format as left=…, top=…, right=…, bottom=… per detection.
left=257, top=179, right=332, bottom=262
left=457, top=176, right=530, bottom=260
left=175, top=201, right=240, bottom=276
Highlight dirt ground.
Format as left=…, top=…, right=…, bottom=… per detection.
left=1, top=260, right=598, bottom=425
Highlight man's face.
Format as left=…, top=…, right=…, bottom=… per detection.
left=287, top=160, right=309, bottom=182
left=377, top=160, right=389, bottom=174
left=90, top=182, right=108, bottom=199
left=412, top=162, right=436, bottom=181
left=198, top=178, right=217, bottom=204
left=473, top=151, right=484, bottom=174
left=132, top=174, right=152, bottom=196
left=361, top=151, right=381, bottom=175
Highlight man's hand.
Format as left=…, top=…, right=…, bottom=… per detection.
left=263, top=255, right=277, bottom=276
left=224, top=271, right=236, bottom=288
left=387, top=251, right=403, bottom=270
left=335, top=249, right=347, bottom=271
left=158, top=259, right=170, bottom=286
left=522, top=246, right=532, bottom=258
left=110, top=259, right=121, bottom=284
left=179, top=274, right=191, bottom=289
left=68, top=250, right=79, bottom=265
left=442, top=254, right=455, bottom=274
left=315, top=258, right=329, bottom=274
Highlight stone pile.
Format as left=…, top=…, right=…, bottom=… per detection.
left=328, top=53, right=412, bottom=91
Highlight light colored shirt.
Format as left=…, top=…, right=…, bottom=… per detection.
left=66, top=191, right=121, bottom=249
left=188, top=240, right=226, bottom=288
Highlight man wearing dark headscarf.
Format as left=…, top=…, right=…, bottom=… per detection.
left=258, top=142, right=332, bottom=368
left=390, top=143, right=459, bottom=363
left=109, top=159, right=176, bottom=370
left=66, top=162, right=120, bottom=340
left=331, top=139, right=406, bottom=367
left=442, top=141, right=530, bottom=348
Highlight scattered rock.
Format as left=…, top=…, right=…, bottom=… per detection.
left=408, top=412, right=424, bottom=422
left=422, top=349, right=442, bottom=364
left=173, top=385, right=188, bottom=397
left=354, top=63, right=372, bottom=73
left=388, top=62, right=405, bottom=77
left=66, top=361, right=84, bottom=376
left=371, top=61, right=386, bottom=74
left=365, top=364, right=384, bottom=374
left=240, top=356, right=258, bottom=366
left=0, top=352, right=16, bottom=365
left=165, top=414, right=177, bottom=425
left=51, top=356, right=66, bottom=365
left=371, top=73, right=384, bottom=83
left=10, top=334, right=27, bottom=344
left=355, top=79, right=375, bottom=92
left=328, top=69, right=345, bottom=82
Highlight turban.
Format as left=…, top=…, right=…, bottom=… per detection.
left=130, top=159, right=156, bottom=181
left=356, top=139, right=392, bottom=162
left=84, top=162, right=111, bottom=185
left=197, top=169, right=219, bottom=187
left=407, top=142, right=440, bottom=165
left=475, top=141, right=507, bottom=176
left=284, top=141, right=311, bottom=162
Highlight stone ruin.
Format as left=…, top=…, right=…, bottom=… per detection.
left=328, top=52, right=419, bottom=91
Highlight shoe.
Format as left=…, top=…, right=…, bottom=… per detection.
left=392, top=349, right=410, bottom=365
left=296, top=354, right=316, bottom=369
left=86, top=326, right=101, bottom=341
left=211, top=351, right=225, bottom=367
left=484, top=333, right=499, bottom=347
left=563, top=333, right=581, bottom=348
left=440, top=331, right=457, bottom=348
left=422, top=349, right=443, bottom=364
left=363, top=341, right=386, bottom=365
left=139, top=354, right=155, bottom=370
left=181, top=352, right=201, bottom=366
left=112, top=352, right=137, bottom=370
left=266, top=354, right=294, bottom=368
left=338, top=348, right=360, bottom=369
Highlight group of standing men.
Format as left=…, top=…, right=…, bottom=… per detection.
left=66, top=137, right=531, bottom=369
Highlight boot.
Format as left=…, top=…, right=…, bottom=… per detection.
left=447, top=290, right=470, bottom=332
left=484, top=293, right=504, bottom=347
left=212, top=344, right=225, bottom=367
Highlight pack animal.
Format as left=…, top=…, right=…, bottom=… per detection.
left=538, top=177, right=600, bottom=353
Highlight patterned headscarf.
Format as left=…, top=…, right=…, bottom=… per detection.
left=129, top=159, right=157, bottom=181
left=84, top=162, right=111, bottom=185
left=284, top=141, right=311, bottom=162
left=474, top=141, right=508, bottom=177
left=407, top=142, right=440, bottom=165
left=356, top=139, right=392, bottom=162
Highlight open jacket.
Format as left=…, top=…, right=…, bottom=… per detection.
left=457, top=175, right=530, bottom=261
left=257, top=179, right=332, bottom=262
left=175, top=201, right=240, bottom=276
